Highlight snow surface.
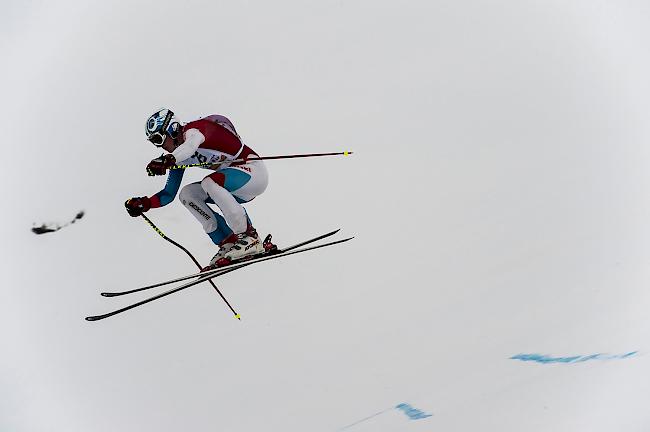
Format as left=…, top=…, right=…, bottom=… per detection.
left=3, top=1, right=650, bottom=431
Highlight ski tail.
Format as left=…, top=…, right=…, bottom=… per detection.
left=281, top=229, right=340, bottom=253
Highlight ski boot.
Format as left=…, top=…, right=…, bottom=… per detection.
left=202, top=237, right=235, bottom=271
left=217, top=227, right=264, bottom=266
left=202, top=229, right=279, bottom=272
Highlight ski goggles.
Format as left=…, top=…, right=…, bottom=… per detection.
left=147, top=132, right=166, bottom=147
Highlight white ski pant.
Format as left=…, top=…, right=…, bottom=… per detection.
left=179, top=160, right=268, bottom=237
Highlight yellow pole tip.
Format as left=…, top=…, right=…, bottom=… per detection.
left=235, top=314, right=241, bottom=320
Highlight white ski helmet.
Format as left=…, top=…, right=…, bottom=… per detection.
left=145, top=108, right=181, bottom=146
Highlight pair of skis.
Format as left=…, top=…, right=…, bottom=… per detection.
left=85, top=229, right=353, bottom=321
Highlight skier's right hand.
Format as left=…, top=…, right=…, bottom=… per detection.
left=125, top=196, right=151, bottom=217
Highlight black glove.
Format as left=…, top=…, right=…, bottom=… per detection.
left=125, top=196, right=151, bottom=217
left=147, top=154, right=176, bottom=176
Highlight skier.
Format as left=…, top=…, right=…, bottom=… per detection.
left=125, top=108, right=269, bottom=268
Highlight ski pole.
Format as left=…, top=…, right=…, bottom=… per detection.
left=139, top=214, right=241, bottom=320
left=168, top=151, right=354, bottom=171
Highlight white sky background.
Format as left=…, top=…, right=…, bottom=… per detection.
left=2, top=0, right=650, bottom=430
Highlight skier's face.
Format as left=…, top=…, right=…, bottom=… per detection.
left=161, top=135, right=178, bottom=152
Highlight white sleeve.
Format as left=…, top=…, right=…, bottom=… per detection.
left=171, top=128, right=205, bottom=162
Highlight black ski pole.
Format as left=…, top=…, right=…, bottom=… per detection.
left=140, top=214, right=241, bottom=320
left=167, top=151, right=354, bottom=171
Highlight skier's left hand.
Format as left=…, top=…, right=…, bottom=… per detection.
left=125, top=196, right=151, bottom=217
left=147, top=154, right=176, bottom=176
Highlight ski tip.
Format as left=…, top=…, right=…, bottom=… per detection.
left=100, top=292, right=113, bottom=297
left=85, top=316, right=100, bottom=322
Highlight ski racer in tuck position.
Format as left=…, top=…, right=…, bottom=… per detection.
left=125, top=108, right=269, bottom=268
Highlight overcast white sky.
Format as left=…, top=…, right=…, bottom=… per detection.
left=3, top=1, right=650, bottom=430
